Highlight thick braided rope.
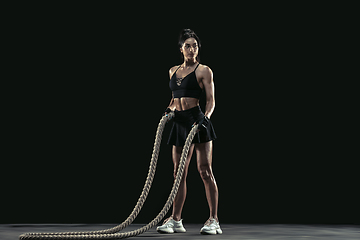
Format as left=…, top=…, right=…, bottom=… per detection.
left=20, top=112, right=200, bottom=239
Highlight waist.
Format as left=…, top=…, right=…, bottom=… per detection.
left=174, top=97, right=199, bottom=112
left=174, top=105, right=204, bottom=124
left=175, top=105, right=201, bottom=113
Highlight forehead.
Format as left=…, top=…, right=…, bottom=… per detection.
left=183, top=38, right=198, bottom=45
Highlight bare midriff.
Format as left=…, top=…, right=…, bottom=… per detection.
left=173, top=97, right=199, bottom=111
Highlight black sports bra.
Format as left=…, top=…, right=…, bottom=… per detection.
left=169, top=63, right=203, bottom=99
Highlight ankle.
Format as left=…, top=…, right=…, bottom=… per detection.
left=172, top=215, right=181, bottom=221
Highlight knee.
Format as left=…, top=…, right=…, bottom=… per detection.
left=198, top=166, right=213, bottom=181
left=174, top=167, right=188, bottom=181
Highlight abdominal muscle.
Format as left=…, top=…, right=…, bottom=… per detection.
left=173, top=97, right=199, bottom=111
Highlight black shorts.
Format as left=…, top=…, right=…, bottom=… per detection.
left=167, top=105, right=217, bottom=147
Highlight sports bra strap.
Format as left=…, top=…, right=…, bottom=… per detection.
left=194, top=63, right=200, bottom=70
left=174, top=65, right=182, bottom=73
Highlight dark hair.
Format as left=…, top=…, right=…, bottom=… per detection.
left=178, top=29, right=201, bottom=62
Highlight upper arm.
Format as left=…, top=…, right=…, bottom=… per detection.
left=201, top=66, right=215, bottom=101
left=168, top=67, right=176, bottom=110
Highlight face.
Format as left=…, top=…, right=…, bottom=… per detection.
left=180, top=38, right=199, bottom=62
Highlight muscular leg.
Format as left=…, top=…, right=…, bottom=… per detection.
left=171, top=144, right=195, bottom=221
left=195, top=141, right=219, bottom=221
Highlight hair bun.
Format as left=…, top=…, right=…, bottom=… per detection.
left=182, top=29, right=193, bottom=33
left=181, top=29, right=195, bottom=36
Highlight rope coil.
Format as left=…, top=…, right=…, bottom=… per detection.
left=20, top=111, right=199, bottom=239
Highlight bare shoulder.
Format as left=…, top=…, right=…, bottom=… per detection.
left=197, top=64, right=213, bottom=80
left=169, top=65, right=180, bottom=79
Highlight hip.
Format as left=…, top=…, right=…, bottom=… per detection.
left=173, top=105, right=204, bottom=125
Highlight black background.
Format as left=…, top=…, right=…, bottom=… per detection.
left=3, top=4, right=355, bottom=225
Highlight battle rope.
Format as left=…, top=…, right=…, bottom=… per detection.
left=20, top=111, right=200, bottom=239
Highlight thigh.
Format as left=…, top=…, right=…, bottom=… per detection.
left=195, top=141, right=213, bottom=169
left=172, top=145, right=195, bottom=173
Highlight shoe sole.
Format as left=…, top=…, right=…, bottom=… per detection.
left=157, top=229, right=186, bottom=234
left=157, top=229, right=174, bottom=234
left=200, top=229, right=223, bottom=235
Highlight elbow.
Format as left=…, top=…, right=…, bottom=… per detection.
left=207, top=98, right=215, bottom=108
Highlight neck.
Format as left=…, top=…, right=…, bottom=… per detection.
left=183, top=59, right=198, bottom=67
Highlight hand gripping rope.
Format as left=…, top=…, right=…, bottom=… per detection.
left=20, top=111, right=200, bottom=240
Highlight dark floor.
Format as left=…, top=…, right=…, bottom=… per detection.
left=1, top=224, right=359, bottom=240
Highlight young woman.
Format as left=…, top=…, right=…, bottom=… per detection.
left=156, top=29, right=222, bottom=235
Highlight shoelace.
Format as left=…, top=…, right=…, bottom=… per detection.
left=204, top=218, right=216, bottom=226
left=162, top=217, right=173, bottom=225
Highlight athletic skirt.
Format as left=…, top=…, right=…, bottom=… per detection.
left=167, top=105, right=217, bottom=146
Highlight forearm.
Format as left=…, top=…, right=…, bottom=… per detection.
left=204, top=99, right=215, bottom=119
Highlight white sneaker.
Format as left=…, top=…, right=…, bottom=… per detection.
left=200, top=218, right=223, bottom=235
left=156, top=217, right=186, bottom=233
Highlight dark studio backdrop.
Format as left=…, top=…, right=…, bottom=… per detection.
left=4, top=5, right=355, bottom=226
